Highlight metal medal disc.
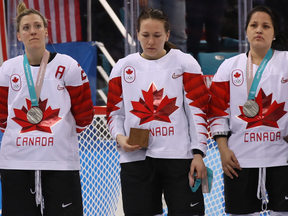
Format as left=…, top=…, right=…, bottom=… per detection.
left=27, top=107, right=43, bottom=124
left=243, top=100, right=259, bottom=118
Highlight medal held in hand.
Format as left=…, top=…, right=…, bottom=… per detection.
left=243, top=100, right=259, bottom=118
left=27, top=107, right=43, bottom=124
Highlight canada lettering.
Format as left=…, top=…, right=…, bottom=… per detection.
left=244, top=131, right=281, bottom=142
left=16, top=137, right=54, bottom=146
left=150, top=126, right=174, bottom=137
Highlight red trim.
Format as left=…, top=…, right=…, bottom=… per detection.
left=94, top=106, right=107, bottom=115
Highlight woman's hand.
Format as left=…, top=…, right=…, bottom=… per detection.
left=116, top=134, right=142, bottom=152
left=216, top=137, right=242, bottom=179
left=190, top=154, right=207, bottom=180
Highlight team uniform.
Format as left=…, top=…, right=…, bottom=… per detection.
left=208, top=50, right=288, bottom=214
left=107, top=49, right=209, bottom=215
left=0, top=52, right=94, bottom=215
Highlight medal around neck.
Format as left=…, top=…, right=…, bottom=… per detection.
left=27, top=107, right=43, bottom=124
left=243, top=100, right=259, bottom=118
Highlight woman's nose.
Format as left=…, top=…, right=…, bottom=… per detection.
left=148, top=37, right=154, bottom=45
left=30, top=27, right=36, bottom=35
left=256, top=27, right=263, bottom=34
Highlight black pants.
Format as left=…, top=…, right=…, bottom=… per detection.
left=1, top=169, right=83, bottom=216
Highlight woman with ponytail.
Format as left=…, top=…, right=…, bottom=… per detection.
left=0, top=3, right=94, bottom=216
left=107, top=8, right=209, bottom=216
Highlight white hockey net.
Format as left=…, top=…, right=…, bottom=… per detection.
left=78, top=94, right=270, bottom=216
left=78, top=107, right=121, bottom=216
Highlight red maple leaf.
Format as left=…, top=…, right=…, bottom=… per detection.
left=130, top=83, right=179, bottom=125
left=126, top=69, right=133, bottom=75
left=12, top=77, right=19, bottom=83
left=234, top=72, right=241, bottom=78
left=238, top=88, right=287, bottom=129
left=12, top=98, right=62, bottom=133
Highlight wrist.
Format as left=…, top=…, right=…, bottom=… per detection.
left=192, top=149, right=204, bottom=157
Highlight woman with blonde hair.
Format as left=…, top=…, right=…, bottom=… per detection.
left=0, top=3, right=94, bottom=216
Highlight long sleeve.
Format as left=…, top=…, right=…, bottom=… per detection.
left=65, top=62, right=94, bottom=133
left=183, top=63, right=209, bottom=156
left=106, top=60, right=125, bottom=140
left=208, top=60, right=231, bottom=137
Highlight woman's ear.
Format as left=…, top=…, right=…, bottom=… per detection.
left=17, top=32, right=22, bottom=42
left=166, top=30, right=170, bottom=41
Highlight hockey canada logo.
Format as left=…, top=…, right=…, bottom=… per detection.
left=10, top=74, right=21, bottom=91
left=238, top=88, right=287, bottom=129
left=124, top=66, right=136, bottom=83
left=232, top=70, right=244, bottom=86
left=130, top=83, right=179, bottom=125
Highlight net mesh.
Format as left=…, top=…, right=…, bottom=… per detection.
left=78, top=113, right=121, bottom=216
left=78, top=107, right=270, bottom=216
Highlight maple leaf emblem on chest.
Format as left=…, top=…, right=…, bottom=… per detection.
left=130, top=83, right=179, bottom=125
left=12, top=98, right=62, bottom=133
left=238, top=88, right=287, bottom=129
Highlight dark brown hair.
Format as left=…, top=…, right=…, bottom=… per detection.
left=137, top=8, right=178, bottom=50
left=245, top=6, right=288, bottom=51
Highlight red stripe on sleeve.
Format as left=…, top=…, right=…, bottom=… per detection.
left=106, top=77, right=122, bottom=124
left=183, top=73, right=209, bottom=112
left=66, top=82, right=94, bottom=127
left=0, top=86, right=8, bottom=129
left=208, top=81, right=230, bottom=118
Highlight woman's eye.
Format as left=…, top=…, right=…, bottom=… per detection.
left=23, top=26, right=29, bottom=30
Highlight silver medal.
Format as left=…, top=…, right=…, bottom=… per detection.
left=243, top=100, right=259, bottom=118
left=27, top=107, right=43, bottom=124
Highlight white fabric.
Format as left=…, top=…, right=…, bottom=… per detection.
left=230, top=213, right=259, bottom=216
left=257, top=168, right=268, bottom=211
left=209, top=50, right=288, bottom=168
left=0, top=53, right=91, bottom=170
left=270, top=211, right=288, bottom=216
left=107, top=49, right=208, bottom=163
left=35, top=170, right=43, bottom=215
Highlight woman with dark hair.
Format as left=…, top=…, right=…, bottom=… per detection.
left=209, top=6, right=288, bottom=216
left=107, top=8, right=209, bottom=216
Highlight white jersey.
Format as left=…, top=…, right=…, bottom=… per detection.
left=209, top=50, right=288, bottom=168
left=0, top=53, right=94, bottom=170
left=107, top=49, right=208, bottom=163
